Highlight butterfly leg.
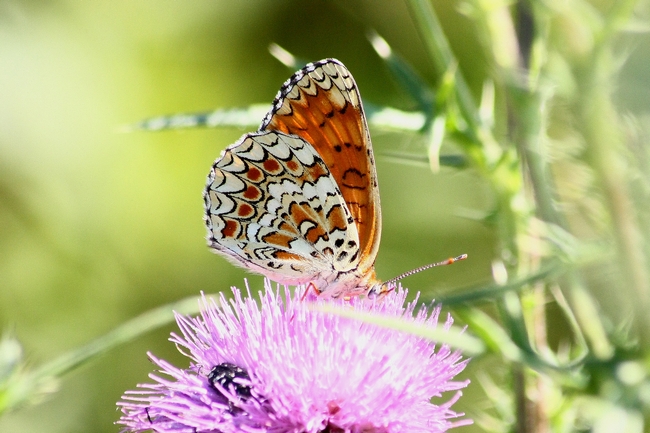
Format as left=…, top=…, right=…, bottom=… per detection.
left=300, top=282, right=322, bottom=302
left=289, top=283, right=322, bottom=322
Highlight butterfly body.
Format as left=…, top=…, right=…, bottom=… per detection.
left=204, top=59, right=385, bottom=299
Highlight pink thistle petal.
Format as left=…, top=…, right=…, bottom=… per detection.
left=117, top=280, right=471, bottom=433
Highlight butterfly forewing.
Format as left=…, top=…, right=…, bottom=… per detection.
left=260, top=60, right=382, bottom=277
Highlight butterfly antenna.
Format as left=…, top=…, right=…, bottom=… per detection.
left=384, top=254, right=468, bottom=287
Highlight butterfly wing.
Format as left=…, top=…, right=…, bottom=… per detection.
left=260, top=59, right=382, bottom=280
left=204, top=131, right=362, bottom=286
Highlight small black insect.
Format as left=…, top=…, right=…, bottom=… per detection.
left=207, top=362, right=252, bottom=413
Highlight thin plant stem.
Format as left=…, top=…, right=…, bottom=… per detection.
left=405, top=0, right=501, bottom=164
left=576, top=0, right=650, bottom=341
left=2, top=295, right=202, bottom=412
left=577, top=57, right=650, bottom=339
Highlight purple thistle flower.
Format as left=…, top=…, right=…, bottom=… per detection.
left=117, top=280, right=471, bottom=433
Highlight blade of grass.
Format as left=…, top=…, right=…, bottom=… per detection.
left=1, top=295, right=202, bottom=413
left=310, top=303, right=485, bottom=356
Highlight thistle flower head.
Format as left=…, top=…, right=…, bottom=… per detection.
left=117, top=280, right=471, bottom=433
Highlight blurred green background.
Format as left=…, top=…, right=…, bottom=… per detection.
left=0, top=1, right=493, bottom=432
left=1, top=1, right=649, bottom=432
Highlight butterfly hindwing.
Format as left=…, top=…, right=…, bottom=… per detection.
left=204, top=131, right=361, bottom=285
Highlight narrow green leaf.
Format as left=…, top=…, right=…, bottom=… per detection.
left=434, top=260, right=563, bottom=305
left=125, top=104, right=428, bottom=134
left=0, top=295, right=202, bottom=413
left=368, top=31, right=434, bottom=114
left=310, top=303, right=486, bottom=356
left=454, top=306, right=524, bottom=362
left=380, top=151, right=467, bottom=169
left=123, top=105, right=269, bottom=132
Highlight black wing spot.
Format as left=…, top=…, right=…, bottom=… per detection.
left=335, top=238, right=344, bottom=248
left=342, top=168, right=367, bottom=190
left=325, top=203, right=343, bottom=219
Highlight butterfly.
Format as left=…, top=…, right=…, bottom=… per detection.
left=204, top=59, right=464, bottom=299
